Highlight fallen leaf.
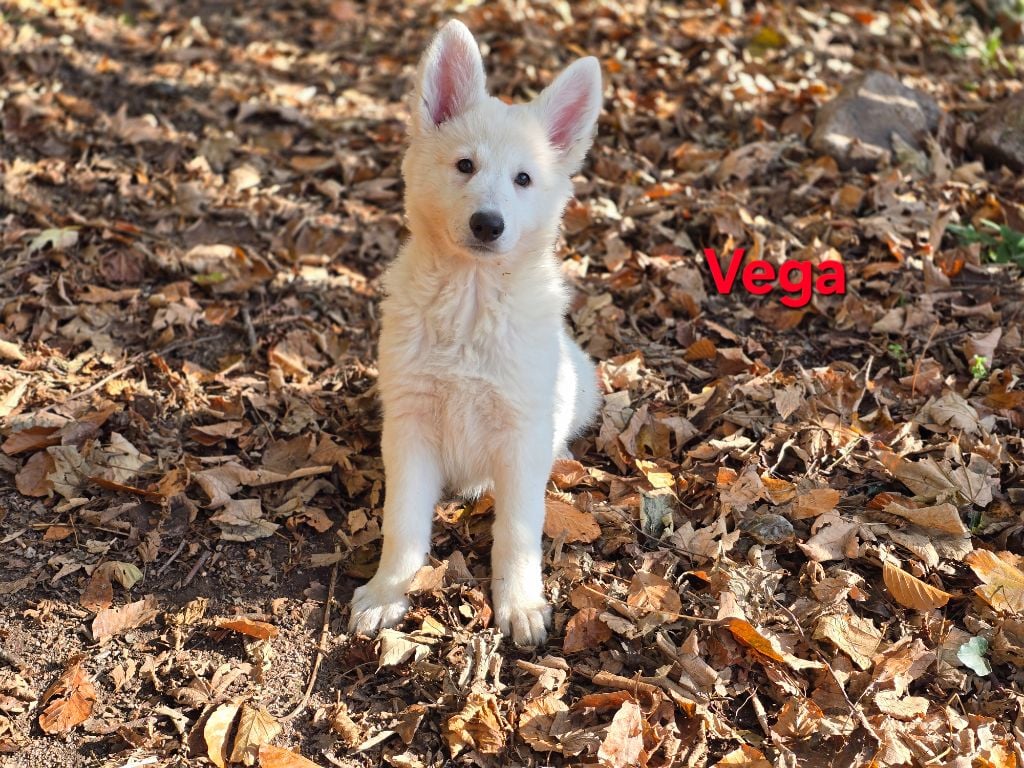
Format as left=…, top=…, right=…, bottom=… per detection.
left=259, top=745, right=325, bottom=767
left=957, top=636, right=992, bottom=676
left=597, top=697, right=645, bottom=768
left=550, top=458, right=588, bottom=489
left=377, top=629, right=430, bottom=668
left=798, top=512, right=860, bottom=562
left=188, top=420, right=250, bottom=446
left=626, top=572, right=682, bottom=615
left=210, top=499, right=279, bottom=542
left=723, top=618, right=787, bottom=664
left=15, top=451, right=55, bottom=496
left=2, top=426, right=60, bottom=455
left=38, top=656, right=96, bottom=734
left=875, top=690, right=929, bottom=719
left=230, top=704, right=282, bottom=765
left=790, top=488, right=841, bottom=519
left=92, top=596, right=160, bottom=642
left=563, top=608, right=613, bottom=654
left=544, top=496, right=601, bottom=543
left=205, top=701, right=242, bottom=768
left=28, top=227, right=79, bottom=254
left=518, top=694, right=569, bottom=752
left=965, top=549, right=1024, bottom=613
left=713, top=744, right=772, bottom=767
left=813, top=612, right=881, bottom=670
left=216, top=617, right=280, bottom=641
left=773, top=697, right=824, bottom=738
left=882, top=562, right=952, bottom=611
left=443, top=691, right=505, bottom=756
left=884, top=501, right=968, bottom=536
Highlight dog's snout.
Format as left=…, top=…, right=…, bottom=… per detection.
left=469, top=211, right=504, bottom=243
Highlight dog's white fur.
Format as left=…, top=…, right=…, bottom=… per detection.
left=349, top=20, right=602, bottom=646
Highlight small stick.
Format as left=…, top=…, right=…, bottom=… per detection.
left=178, top=550, right=211, bottom=589
left=156, top=539, right=189, bottom=577
left=280, top=548, right=341, bottom=721
left=911, top=321, right=940, bottom=397
left=241, top=307, right=258, bottom=354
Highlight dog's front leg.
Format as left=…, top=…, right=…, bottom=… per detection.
left=349, top=426, right=442, bottom=636
left=491, top=433, right=553, bottom=646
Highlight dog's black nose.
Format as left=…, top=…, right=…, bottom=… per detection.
left=469, top=211, right=504, bottom=243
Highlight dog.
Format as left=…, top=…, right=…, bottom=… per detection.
left=349, top=20, right=602, bottom=646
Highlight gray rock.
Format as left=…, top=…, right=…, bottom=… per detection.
left=740, top=513, right=794, bottom=545
left=810, top=70, right=941, bottom=171
left=974, top=92, right=1024, bottom=172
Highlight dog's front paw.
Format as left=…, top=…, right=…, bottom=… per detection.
left=349, top=579, right=410, bottom=637
left=493, top=585, right=551, bottom=646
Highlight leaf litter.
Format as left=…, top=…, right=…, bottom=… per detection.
left=1, top=1, right=1024, bottom=767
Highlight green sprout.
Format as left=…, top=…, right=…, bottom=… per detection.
left=888, top=342, right=908, bottom=375
left=970, top=355, right=989, bottom=380
left=948, top=219, right=1024, bottom=267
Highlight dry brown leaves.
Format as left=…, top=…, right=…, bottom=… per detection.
left=2, top=0, right=1024, bottom=766
left=37, top=656, right=96, bottom=735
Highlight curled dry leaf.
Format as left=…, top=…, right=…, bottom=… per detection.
left=884, top=501, right=968, bottom=536
left=258, top=745, right=321, bottom=768
left=543, top=495, right=601, bottom=544
left=518, top=694, right=570, bottom=752
left=230, top=703, right=282, bottom=765
left=38, top=656, right=96, bottom=734
left=92, top=596, right=160, bottom=642
left=563, top=608, right=613, bottom=654
left=259, top=745, right=325, bottom=768
left=15, top=451, right=55, bottom=497
left=205, top=700, right=242, bottom=768
left=210, top=498, right=279, bottom=542
left=790, top=488, right=841, bottom=519
left=443, top=691, right=505, bottom=756
left=215, top=617, right=280, bottom=641
left=882, top=562, right=952, bottom=611
left=965, top=549, right=1024, bottom=614
left=773, top=697, right=824, bottom=739
left=713, top=744, right=772, bottom=767
left=626, top=571, right=682, bottom=616
left=550, top=458, right=588, bottom=489
left=597, top=697, right=645, bottom=768
left=813, top=612, right=882, bottom=670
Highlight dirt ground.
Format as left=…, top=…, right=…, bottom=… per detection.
left=2, top=1, right=1024, bottom=767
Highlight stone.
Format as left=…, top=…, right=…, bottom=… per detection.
left=973, top=92, right=1024, bottom=172
left=810, top=70, right=941, bottom=171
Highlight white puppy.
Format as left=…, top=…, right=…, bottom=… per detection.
left=349, top=20, right=602, bottom=646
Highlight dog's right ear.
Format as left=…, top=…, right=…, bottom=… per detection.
left=412, top=21, right=486, bottom=133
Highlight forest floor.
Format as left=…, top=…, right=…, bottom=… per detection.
left=1, top=1, right=1024, bottom=767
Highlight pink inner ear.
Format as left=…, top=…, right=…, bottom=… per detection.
left=429, top=41, right=477, bottom=125
left=548, top=79, right=591, bottom=151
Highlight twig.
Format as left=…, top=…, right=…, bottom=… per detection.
left=279, top=547, right=341, bottom=722
left=156, top=538, right=189, bottom=577
left=911, top=321, right=940, bottom=397
left=178, top=550, right=211, bottom=589
left=241, top=307, right=258, bottom=355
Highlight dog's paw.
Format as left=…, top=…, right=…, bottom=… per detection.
left=493, top=588, right=551, bottom=647
left=349, top=580, right=410, bottom=637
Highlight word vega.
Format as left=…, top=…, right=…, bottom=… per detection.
left=703, top=248, right=846, bottom=308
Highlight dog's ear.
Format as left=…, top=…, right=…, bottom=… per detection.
left=413, top=21, right=486, bottom=132
left=534, top=57, right=602, bottom=174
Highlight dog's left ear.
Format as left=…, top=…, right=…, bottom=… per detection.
left=534, top=57, right=603, bottom=174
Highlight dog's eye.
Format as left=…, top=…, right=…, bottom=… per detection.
left=456, top=158, right=475, bottom=174
left=514, top=172, right=531, bottom=187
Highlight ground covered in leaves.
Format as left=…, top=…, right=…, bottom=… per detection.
left=2, top=1, right=1024, bottom=767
